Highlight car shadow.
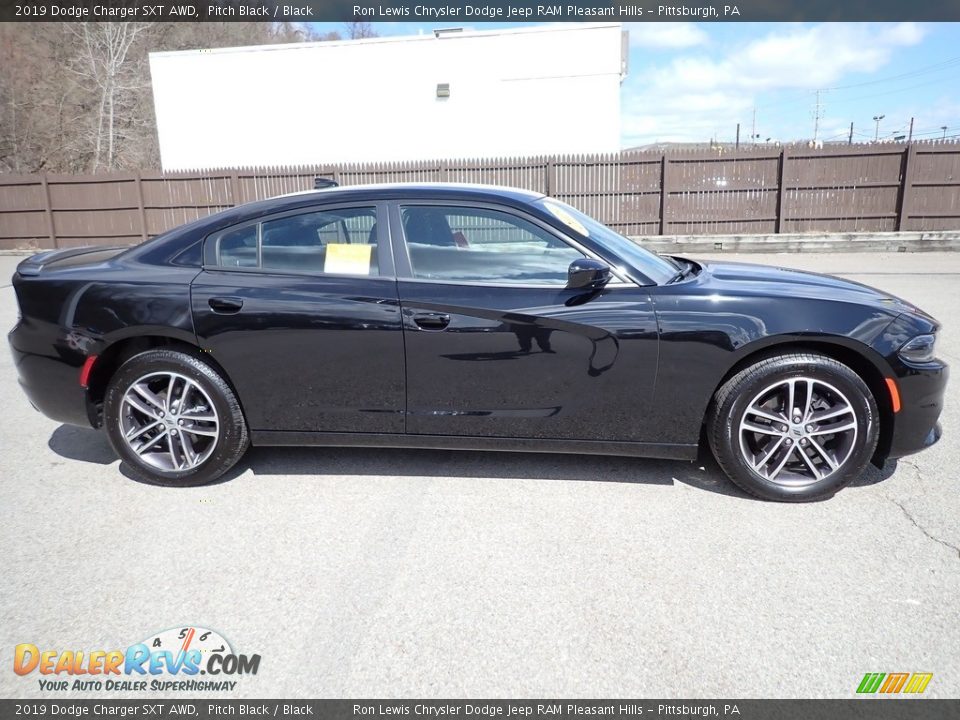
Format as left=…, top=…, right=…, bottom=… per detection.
left=849, top=459, right=899, bottom=488
left=48, top=424, right=119, bottom=465
left=47, top=424, right=897, bottom=499
left=232, top=445, right=751, bottom=497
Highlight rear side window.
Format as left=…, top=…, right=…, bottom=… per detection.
left=215, top=226, right=258, bottom=268
left=210, top=207, right=379, bottom=276
left=172, top=240, right=203, bottom=267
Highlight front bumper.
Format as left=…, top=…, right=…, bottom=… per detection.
left=886, top=359, right=948, bottom=459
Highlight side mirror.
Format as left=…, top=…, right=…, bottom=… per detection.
left=567, top=258, right=611, bottom=290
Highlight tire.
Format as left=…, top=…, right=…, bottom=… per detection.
left=708, top=352, right=878, bottom=502
left=103, top=349, right=249, bottom=486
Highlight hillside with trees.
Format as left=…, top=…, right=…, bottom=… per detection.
left=0, top=22, right=376, bottom=174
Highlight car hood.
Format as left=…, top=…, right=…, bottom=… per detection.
left=690, top=258, right=931, bottom=320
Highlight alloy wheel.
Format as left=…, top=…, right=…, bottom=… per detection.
left=738, top=377, right=859, bottom=488
left=119, top=371, right=220, bottom=472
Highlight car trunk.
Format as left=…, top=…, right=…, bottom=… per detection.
left=15, top=246, right=129, bottom=276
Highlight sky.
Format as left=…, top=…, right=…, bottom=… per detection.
left=309, top=21, right=960, bottom=147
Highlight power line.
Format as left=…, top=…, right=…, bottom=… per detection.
left=839, top=75, right=959, bottom=105
left=758, top=74, right=956, bottom=118
left=824, top=55, right=960, bottom=91
left=754, top=56, right=960, bottom=115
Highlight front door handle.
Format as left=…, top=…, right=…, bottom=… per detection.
left=208, top=296, right=244, bottom=314
left=412, top=312, right=451, bottom=331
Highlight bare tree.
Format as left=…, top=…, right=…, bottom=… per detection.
left=65, top=22, right=152, bottom=171
left=343, top=22, right=378, bottom=40
left=0, top=21, right=333, bottom=174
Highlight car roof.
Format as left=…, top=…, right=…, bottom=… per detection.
left=271, top=182, right=545, bottom=206
left=126, top=183, right=552, bottom=265
left=170, top=183, right=546, bottom=235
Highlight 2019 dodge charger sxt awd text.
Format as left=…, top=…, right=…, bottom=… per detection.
left=7, top=184, right=947, bottom=501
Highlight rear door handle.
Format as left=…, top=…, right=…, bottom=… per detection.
left=208, top=296, right=244, bottom=314
left=412, top=312, right=450, bottom=331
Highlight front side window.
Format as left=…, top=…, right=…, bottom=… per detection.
left=211, top=207, right=379, bottom=275
left=400, top=205, right=583, bottom=285
left=536, top=198, right=678, bottom=285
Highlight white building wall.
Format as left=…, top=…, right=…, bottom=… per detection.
left=149, top=23, right=625, bottom=170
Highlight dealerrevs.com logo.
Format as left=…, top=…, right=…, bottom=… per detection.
left=14, top=626, right=260, bottom=693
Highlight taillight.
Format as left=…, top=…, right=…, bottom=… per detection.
left=79, top=355, right=98, bottom=388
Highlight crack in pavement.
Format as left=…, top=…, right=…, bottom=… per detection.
left=899, top=458, right=924, bottom=475
left=885, top=494, right=960, bottom=561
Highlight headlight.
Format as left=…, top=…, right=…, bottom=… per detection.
left=898, top=334, right=937, bottom=363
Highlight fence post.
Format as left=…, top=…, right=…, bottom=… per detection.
left=230, top=171, right=241, bottom=207
left=134, top=171, right=148, bottom=242
left=545, top=159, right=554, bottom=196
left=896, top=144, right=917, bottom=232
left=40, top=172, right=57, bottom=249
left=775, top=149, right=788, bottom=234
left=658, top=154, right=669, bottom=235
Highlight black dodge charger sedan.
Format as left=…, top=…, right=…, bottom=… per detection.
left=8, top=183, right=947, bottom=501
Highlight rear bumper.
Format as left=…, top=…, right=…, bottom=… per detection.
left=8, top=323, right=95, bottom=429
left=887, top=360, right=948, bottom=459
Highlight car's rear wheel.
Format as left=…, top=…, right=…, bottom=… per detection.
left=104, top=349, right=249, bottom=486
left=708, top=352, right=879, bottom=502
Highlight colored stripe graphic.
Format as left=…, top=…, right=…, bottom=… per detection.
left=857, top=672, right=933, bottom=694
left=903, top=673, right=933, bottom=694
left=880, top=673, right=909, bottom=693
left=857, top=673, right=886, bottom=693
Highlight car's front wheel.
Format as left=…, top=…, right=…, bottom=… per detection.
left=708, top=352, right=879, bottom=502
left=103, top=349, right=249, bottom=486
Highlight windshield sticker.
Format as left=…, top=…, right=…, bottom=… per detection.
left=544, top=202, right=589, bottom=237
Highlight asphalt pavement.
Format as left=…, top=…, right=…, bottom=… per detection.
left=1, top=252, right=958, bottom=699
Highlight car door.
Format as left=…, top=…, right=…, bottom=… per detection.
left=388, top=200, right=660, bottom=442
left=191, top=202, right=406, bottom=434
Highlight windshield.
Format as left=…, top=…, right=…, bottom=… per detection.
left=536, top=198, right=679, bottom=285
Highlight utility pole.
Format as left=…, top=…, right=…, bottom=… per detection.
left=848, top=122, right=854, bottom=145
left=751, top=107, right=757, bottom=144
left=812, top=90, right=824, bottom=143
left=943, top=126, right=949, bottom=139
left=735, top=122, right=740, bottom=149
left=908, top=117, right=914, bottom=142
left=873, top=114, right=885, bottom=142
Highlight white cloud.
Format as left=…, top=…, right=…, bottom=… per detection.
left=622, top=23, right=927, bottom=146
left=878, top=22, right=924, bottom=45
left=624, top=22, right=708, bottom=49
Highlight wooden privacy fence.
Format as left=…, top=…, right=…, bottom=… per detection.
left=1, top=141, right=959, bottom=251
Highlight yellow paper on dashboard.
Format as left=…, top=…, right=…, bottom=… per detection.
left=325, top=244, right=372, bottom=275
